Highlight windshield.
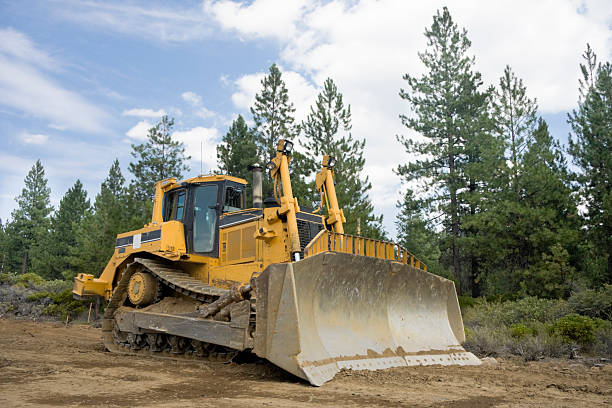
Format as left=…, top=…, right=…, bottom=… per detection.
left=193, top=185, right=218, bottom=253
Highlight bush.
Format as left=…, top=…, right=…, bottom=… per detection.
left=463, top=324, right=570, bottom=360
left=568, top=285, right=612, bottom=321
left=507, top=330, right=570, bottom=361
left=26, top=291, right=54, bottom=302
left=15, top=273, right=45, bottom=288
left=593, top=325, right=612, bottom=357
left=0, top=273, right=15, bottom=284
left=41, top=289, right=85, bottom=318
left=458, top=295, right=478, bottom=310
left=510, top=323, right=533, bottom=339
left=463, top=296, right=569, bottom=328
left=551, top=314, right=597, bottom=345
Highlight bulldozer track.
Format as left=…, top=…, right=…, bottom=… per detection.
left=102, top=259, right=240, bottom=363
left=134, top=257, right=228, bottom=303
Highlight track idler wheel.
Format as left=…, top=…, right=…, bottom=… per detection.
left=168, top=335, right=188, bottom=354
left=128, top=271, right=158, bottom=306
left=147, top=333, right=166, bottom=352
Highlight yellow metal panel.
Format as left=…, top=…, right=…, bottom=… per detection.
left=228, top=229, right=241, bottom=262
left=242, top=225, right=256, bottom=258
left=160, top=221, right=186, bottom=253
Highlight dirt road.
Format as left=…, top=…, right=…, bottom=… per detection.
left=0, top=318, right=610, bottom=407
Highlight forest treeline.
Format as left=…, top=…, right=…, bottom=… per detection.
left=0, top=8, right=609, bottom=301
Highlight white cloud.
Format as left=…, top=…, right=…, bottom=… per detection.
left=122, top=108, right=166, bottom=118
left=231, top=72, right=265, bottom=110
left=0, top=29, right=109, bottom=133
left=53, top=0, right=213, bottom=42
left=173, top=126, right=220, bottom=173
left=207, top=0, right=311, bottom=40
left=21, top=133, right=49, bottom=145
left=125, top=120, right=153, bottom=141
left=195, top=107, right=215, bottom=119
left=0, top=28, right=58, bottom=70
left=182, top=91, right=202, bottom=106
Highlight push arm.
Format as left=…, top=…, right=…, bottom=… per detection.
left=315, top=155, right=346, bottom=233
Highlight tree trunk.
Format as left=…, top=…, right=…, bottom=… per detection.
left=469, top=177, right=482, bottom=297
left=448, top=141, right=461, bottom=292
left=21, top=250, right=28, bottom=274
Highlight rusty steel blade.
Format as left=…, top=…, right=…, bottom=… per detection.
left=254, top=252, right=480, bottom=386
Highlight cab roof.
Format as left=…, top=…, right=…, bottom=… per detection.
left=160, top=174, right=247, bottom=192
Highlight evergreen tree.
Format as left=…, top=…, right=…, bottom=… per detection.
left=251, top=64, right=299, bottom=162
left=250, top=64, right=303, bottom=198
left=396, top=8, right=492, bottom=292
left=129, top=116, right=191, bottom=201
left=302, top=78, right=385, bottom=238
left=568, top=45, right=612, bottom=285
left=467, top=66, right=540, bottom=295
left=5, top=160, right=53, bottom=274
left=31, top=180, right=90, bottom=279
left=517, top=119, right=580, bottom=297
left=495, top=65, right=538, bottom=199
left=69, top=160, right=127, bottom=277
left=217, top=115, right=259, bottom=204
left=0, top=219, right=6, bottom=273
left=396, top=189, right=446, bottom=278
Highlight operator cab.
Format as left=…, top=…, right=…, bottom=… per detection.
left=161, top=175, right=246, bottom=257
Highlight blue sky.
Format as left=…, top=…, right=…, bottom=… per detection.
left=1, top=0, right=611, bottom=237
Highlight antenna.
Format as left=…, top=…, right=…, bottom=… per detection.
left=200, top=140, right=203, bottom=175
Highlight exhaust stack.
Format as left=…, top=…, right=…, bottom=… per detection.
left=249, top=164, right=263, bottom=208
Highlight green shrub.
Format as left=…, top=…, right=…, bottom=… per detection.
left=510, top=323, right=533, bottom=339
left=463, top=296, right=569, bottom=328
left=552, top=314, right=597, bottom=345
left=0, top=272, right=15, bottom=284
left=26, top=291, right=54, bottom=302
left=508, top=330, right=570, bottom=361
left=593, top=325, right=612, bottom=357
left=458, top=295, right=478, bottom=310
left=15, top=273, right=45, bottom=288
left=568, top=285, right=612, bottom=321
left=27, top=289, right=87, bottom=319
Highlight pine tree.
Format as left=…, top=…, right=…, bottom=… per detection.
left=69, top=160, right=127, bottom=277
left=396, top=189, right=446, bottom=277
left=129, top=116, right=191, bottom=201
left=469, top=66, right=540, bottom=295
left=250, top=64, right=302, bottom=198
left=495, top=65, right=538, bottom=199
left=31, top=180, right=90, bottom=279
left=568, top=45, right=612, bottom=284
left=217, top=115, right=259, bottom=204
left=302, top=78, right=385, bottom=238
left=517, top=119, right=580, bottom=297
left=396, top=8, right=492, bottom=292
left=5, top=160, right=53, bottom=274
left=251, top=64, right=299, bottom=162
left=0, top=219, right=6, bottom=273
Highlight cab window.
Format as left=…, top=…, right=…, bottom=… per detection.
left=163, top=189, right=186, bottom=221
left=223, top=186, right=244, bottom=213
left=193, top=185, right=218, bottom=253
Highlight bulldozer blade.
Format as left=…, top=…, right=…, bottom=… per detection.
left=253, top=251, right=480, bottom=386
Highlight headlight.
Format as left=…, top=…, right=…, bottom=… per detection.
left=323, top=155, right=336, bottom=169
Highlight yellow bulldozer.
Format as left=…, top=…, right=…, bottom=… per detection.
left=73, top=139, right=479, bottom=386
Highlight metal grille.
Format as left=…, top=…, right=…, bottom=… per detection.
left=296, top=219, right=324, bottom=253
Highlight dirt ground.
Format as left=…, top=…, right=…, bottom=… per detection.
left=0, top=318, right=610, bottom=407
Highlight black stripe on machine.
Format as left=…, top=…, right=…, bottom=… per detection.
left=115, top=229, right=161, bottom=248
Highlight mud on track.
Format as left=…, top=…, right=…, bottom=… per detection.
left=0, top=318, right=610, bottom=407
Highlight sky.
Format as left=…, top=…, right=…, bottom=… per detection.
left=0, top=0, right=611, bottom=237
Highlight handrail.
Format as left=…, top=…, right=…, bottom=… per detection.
left=304, top=230, right=427, bottom=271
